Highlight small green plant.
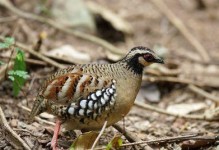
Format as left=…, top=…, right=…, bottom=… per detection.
left=0, top=37, right=29, bottom=96
left=106, top=135, right=123, bottom=150
left=0, top=37, right=15, bottom=49
left=0, top=60, right=4, bottom=66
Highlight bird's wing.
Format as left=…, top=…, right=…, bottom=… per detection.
left=29, top=72, right=117, bottom=121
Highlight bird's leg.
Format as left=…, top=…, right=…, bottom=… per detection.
left=51, top=119, right=61, bottom=150
left=122, top=114, right=126, bottom=134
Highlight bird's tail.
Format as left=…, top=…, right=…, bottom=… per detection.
left=29, top=95, right=46, bottom=122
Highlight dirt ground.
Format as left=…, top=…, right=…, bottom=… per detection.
left=0, top=0, right=219, bottom=149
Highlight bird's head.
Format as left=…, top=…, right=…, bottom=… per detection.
left=121, top=46, right=164, bottom=74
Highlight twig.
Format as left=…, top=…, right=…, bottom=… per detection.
left=149, top=0, right=210, bottom=63
left=0, top=36, right=65, bottom=69
left=113, top=124, right=150, bottom=150
left=0, top=55, right=47, bottom=66
left=134, top=101, right=218, bottom=121
left=188, top=84, right=219, bottom=103
left=0, top=0, right=124, bottom=56
left=17, top=104, right=55, bottom=126
left=0, top=62, right=13, bottom=82
left=0, top=106, right=31, bottom=150
left=95, top=134, right=212, bottom=149
left=0, top=15, right=17, bottom=22
left=91, top=121, right=108, bottom=150
left=121, top=134, right=198, bottom=147
left=143, top=76, right=205, bottom=87
left=113, top=124, right=142, bottom=143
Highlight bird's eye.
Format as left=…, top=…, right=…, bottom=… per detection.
left=143, top=54, right=154, bottom=61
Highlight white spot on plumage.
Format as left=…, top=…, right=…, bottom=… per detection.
left=110, top=100, right=115, bottom=106
left=112, top=84, right=116, bottom=89
left=68, top=107, right=75, bottom=115
left=109, top=88, right=114, bottom=94
left=94, top=102, right=98, bottom=109
left=88, top=101, right=93, bottom=109
left=71, top=103, right=76, bottom=107
left=98, top=108, right=102, bottom=114
left=106, top=89, right=110, bottom=96
left=96, top=90, right=102, bottom=97
left=91, top=93, right=97, bottom=100
left=86, top=109, right=92, bottom=115
left=79, top=109, right=84, bottom=116
left=80, top=100, right=87, bottom=109
left=103, top=93, right=109, bottom=101
left=100, top=97, right=106, bottom=105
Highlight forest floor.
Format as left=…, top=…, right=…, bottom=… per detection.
left=0, top=0, right=219, bottom=149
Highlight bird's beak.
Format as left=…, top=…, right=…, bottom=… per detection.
left=155, top=58, right=164, bottom=64
left=155, top=57, right=164, bottom=64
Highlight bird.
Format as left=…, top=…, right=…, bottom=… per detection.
left=29, top=46, right=164, bottom=150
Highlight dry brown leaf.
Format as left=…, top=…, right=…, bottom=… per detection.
left=44, top=45, right=91, bottom=64
left=70, top=131, right=99, bottom=150
left=167, top=103, right=206, bottom=115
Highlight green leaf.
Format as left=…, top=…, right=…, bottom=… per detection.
left=8, top=49, right=28, bottom=96
left=106, top=134, right=123, bottom=150
left=8, top=70, right=29, bottom=79
left=5, top=37, right=15, bottom=46
left=0, top=42, right=9, bottom=49
left=8, top=76, right=14, bottom=81
left=0, top=61, right=4, bottom=66
left=0, top=37, right=14, bottom=48
left=14, top=49, right=26, bottom=71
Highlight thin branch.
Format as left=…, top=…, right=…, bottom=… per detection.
left=134, top=101, right=218, bottom=121
left=121, top=134, right=198, bottom=147
left=113, top=124, right=142, bottom=143
left=0, top=106, right=31, bottom=150
left=0, top=62, right=13, bottom=82
left=17, top=104, right=55, bottom=126
left=188, top=84, right=219, bottom=103
left=0, top=15, right=17, bottom=23
left=95, top=134, right=216, bottom=150
left=143, top=76, right=205, bottom=87
left=0, top=36, right=65, bottom=69
left=113, top=124, right=150, bottom=150
left=149, top=0, right=210, bottom=63
left=0, top=0, right=124, bottom=56
left=91, top=121, right=108, bottom=150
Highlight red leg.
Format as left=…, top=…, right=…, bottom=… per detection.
left=51, top=119, right=61, bottom=150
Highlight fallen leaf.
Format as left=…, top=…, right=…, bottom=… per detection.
left=69, top=131, right=99, bottom=150
left=44, top=45, right=91, bottom=64
left=167, top=103, right=206, bottom=115
left=106, top=134, right=123, bottom=150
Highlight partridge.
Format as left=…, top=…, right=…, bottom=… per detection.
left=30, top=46, right=164, bottom=149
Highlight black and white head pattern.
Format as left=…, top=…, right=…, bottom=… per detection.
left=67, top=80, right=117, bottom=120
